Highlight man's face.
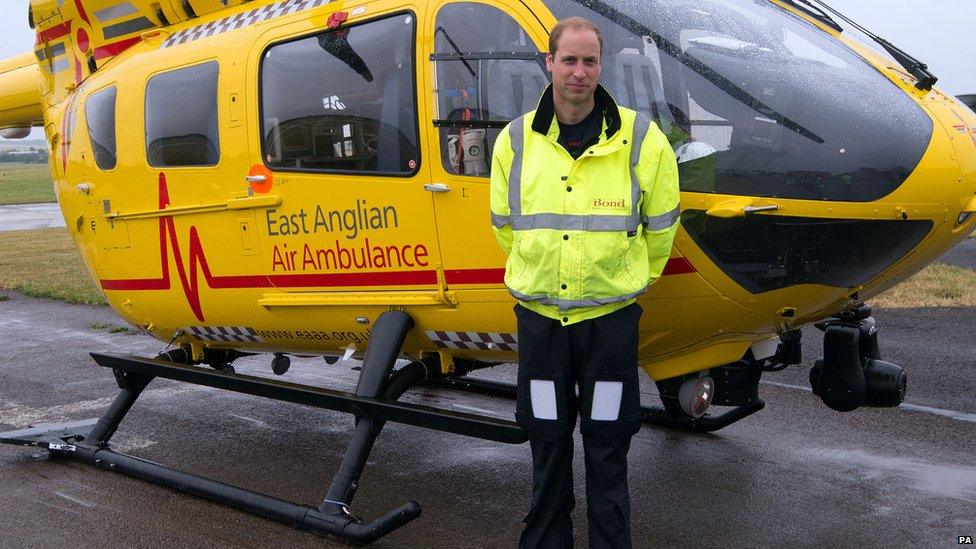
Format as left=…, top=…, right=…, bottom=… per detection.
left=546, top=28, right=601, bottom=108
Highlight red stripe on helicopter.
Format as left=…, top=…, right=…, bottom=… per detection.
left=73, top=0, right=93, bottom=26
left=73, top=54, right=83, bottom=85
left=38, top=22, right=73, bottom=43
left=662, top=257, right=696, bottom=275
left=94, top=36, right=141, bottom=59
left=444, top=268, right=506, bottom=284
left=443, top=258, right=697, bottom=285
left=99, top=174, right=693, bottom=321
left=102, top=268, right=437, bottom=291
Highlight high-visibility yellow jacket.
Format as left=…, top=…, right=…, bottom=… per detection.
left=490, top=85, right=680, bottom=326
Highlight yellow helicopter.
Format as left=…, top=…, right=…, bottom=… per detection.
left=1, top=0, right=975, bottom=543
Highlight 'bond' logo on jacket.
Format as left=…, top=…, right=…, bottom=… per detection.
left=593, top=198, right=627, bottom=209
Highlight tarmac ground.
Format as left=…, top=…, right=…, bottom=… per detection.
left=0, top=202, right=65, bottom=231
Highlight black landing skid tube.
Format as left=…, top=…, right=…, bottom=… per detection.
left=425, top=367, right=765, bottom=433
left=0, top=311, right=526, bottom=546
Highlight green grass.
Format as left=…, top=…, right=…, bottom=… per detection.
left=0, top=294, right=9, bottom=301
left=90, top=322, right=132, bottom=333
left=0, top=228, right=105, bottom=305
left=873, top=263, right=976, bottom=308
left=0, top=163, right=55, bottom=205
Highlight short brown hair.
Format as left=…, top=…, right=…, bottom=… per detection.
left=549, top=17, right=603, bottom=57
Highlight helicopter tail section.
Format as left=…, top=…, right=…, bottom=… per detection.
left=0, top=52, right=43, bottom=137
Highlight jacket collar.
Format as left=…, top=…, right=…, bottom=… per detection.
left=530, top=83, right=622, bottom=140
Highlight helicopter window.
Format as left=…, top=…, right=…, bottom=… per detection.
left=85, top=85, right=117, bottom=170
left=260, top=13, right=419, bottom=175
left=432, top=3, right=548, bottom=177
left=63, top=104, right=77, bottom=160
left=542, top=0, right=931, bottom=202
left=145, top=61, right=220, bottom=167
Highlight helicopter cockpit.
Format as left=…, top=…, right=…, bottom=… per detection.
left=431, top=2, right=549, bottom=177
left=541, top=0, right=935, bottom=294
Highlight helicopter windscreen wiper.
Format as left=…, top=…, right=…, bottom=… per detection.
left=577, top=0, right=824, bottom=143
left=779, top=0, right=843, bottom=33
left=434, top=26, right=477, bottom=79
left=803, top=0, right=937, bottom=90
left=317, top=31, right=374, bottom=82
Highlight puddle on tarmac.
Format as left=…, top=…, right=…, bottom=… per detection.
left=813, top=448, right=976, bottom=503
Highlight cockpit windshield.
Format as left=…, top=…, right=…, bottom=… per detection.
left=542, top=0, right=932, bottom=202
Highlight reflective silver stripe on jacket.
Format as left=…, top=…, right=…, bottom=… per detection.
left=491, top=212, right=510, bottom=228
left=643, top=206, right=681, bottom=231
left=508, top=286, right=648, bottom=311
left=501, top=112, right=655, bottom=232
left=629, top=113, right=652, bottom=229
left=508, top=116, right=525, bottom=218
left=632, top=114, right=680, bottom=231
left=510, top=213, right=637, bottom=231
left=493, top=212, right=637, bottom=231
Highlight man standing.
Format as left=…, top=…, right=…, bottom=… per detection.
left=489, top=17, right=680, bottom=549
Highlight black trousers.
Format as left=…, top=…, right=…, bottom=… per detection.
left=514, top=303, right=643, bottom=549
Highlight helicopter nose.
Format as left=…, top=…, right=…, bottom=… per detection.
left=691, top=82, right=976, bottom=298
left=947, top=115, right=976, bottom=228
left=913, top=98, right=976, bottom=234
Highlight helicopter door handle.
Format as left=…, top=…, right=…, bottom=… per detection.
left=707, top=199, right=779, bottom=218
left=245, top=175, right=266, bottom=183
left=424, top=183, right=451, bottom=193
left=744, top=205, right=779, bottom=214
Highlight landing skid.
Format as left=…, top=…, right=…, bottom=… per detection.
left=0, top=312, right=525, bottom=546
left=423, top=374, right=765, bottom=433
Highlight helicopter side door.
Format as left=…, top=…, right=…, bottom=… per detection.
left=422, top=0, right=550, bottom=292
left=249, top=8, right=445, bottom=304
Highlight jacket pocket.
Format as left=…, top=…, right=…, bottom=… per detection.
left=618, top=232, right=644, bottom=289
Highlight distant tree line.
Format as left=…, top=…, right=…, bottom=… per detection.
left=0, top=148, right=49, bottom=164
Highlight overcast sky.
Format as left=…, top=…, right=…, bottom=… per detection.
left=1, top=0, right=973, bottom=141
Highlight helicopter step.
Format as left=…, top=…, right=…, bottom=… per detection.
left=0, top=311, right=526, bottom=546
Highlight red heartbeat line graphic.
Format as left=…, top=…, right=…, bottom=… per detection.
left=98, top=174, right=695, bottom=323
left=100, top=174, right=440, bottom=321
left=100, top=173, right=240, bottom=321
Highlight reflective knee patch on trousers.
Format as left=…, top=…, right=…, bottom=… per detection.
left=580, top=375, right=641, bottom=439
left=590, top=381, right=623, bottom=421
left=529, top=379, right=558, bottom=420
left=517, top=373, right=575, bottom=440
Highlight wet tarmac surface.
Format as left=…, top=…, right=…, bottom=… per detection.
left=0, top=203, right=65, bottom=231
left=0, top=292, right=974, bottom=548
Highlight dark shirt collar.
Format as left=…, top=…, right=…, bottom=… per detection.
left=530, top=83, right=622, bottom=140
